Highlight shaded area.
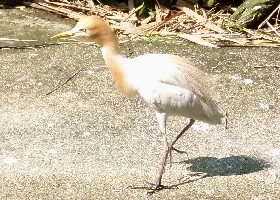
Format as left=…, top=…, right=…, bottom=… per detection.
left=183, top=156, right=269, bottom=176
left=0, top=0, right=25, bottom=6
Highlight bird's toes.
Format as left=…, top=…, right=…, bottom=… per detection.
left=129, top=181, right=177, bottom=194
left=147, top=184, right=178, bottom=195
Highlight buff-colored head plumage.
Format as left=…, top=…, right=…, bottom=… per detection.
left=52, top=15, right=118, bottom=47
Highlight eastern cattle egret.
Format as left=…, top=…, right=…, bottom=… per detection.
left=53, top=15, right=225, bottom=193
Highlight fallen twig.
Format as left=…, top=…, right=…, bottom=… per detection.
left=46, top=67, right=84, bottom=95
left=254, top=65, right=280, bottom=69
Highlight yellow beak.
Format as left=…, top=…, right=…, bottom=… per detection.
left=52, top=29, right=76, bottom=39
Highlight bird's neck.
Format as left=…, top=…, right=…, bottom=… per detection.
left=101, top=45, right=137, bottom=98
left=99, top=31, right=123, bottom=81
left=100, top=39, right=122, bottom=69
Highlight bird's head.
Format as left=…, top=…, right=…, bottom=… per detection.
left=52, top=15, right=118, bottom=47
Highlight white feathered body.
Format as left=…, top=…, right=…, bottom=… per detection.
left=110, top=53, right=225, bottom=125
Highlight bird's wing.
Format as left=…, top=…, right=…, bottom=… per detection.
left=136, top=80, right=223, bottom=124
left=127, top=54, right=215, bottom=99
left=124, top=54, right=225, bottom=124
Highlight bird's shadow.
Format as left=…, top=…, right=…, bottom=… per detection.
left=168, top=155, right=270, bottom=189
left=181, top=155, right=269, bottom=177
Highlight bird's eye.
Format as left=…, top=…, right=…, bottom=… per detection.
left=79, top=28, right=87, bottom=32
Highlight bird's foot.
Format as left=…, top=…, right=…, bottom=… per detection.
left=147, top=183, right=178, bottom=195
left=129, top=181, right=178, bottom=195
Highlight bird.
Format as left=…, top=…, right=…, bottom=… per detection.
left=52, top=15, right=225, bottom=193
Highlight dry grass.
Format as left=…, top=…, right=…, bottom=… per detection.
left=22, top=0, right=280, bottom=47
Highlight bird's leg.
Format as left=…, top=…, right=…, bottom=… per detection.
left=171, top=119, right=195, bottom=149
left=156, top=140, right=171, bottom=186
left=131, top=119, right=195, bottom=194
left=155, top=112, right=170, bottom=167
left=170, top=120, right=196, bottom=155
left=148, top=119, right=195, bottom=194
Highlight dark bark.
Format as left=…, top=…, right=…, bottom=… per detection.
left=0, top=0, right=27, bottom=6
left=199, top=0, right=243, bottom=8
